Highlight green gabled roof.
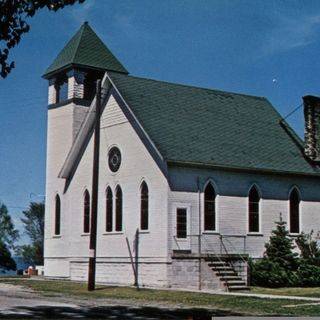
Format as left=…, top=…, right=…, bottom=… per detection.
left=43, top=22, right=128, bottom=78
left=108, top=72, right=320, bottom=176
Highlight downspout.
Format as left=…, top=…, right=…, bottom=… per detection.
left=197, top=177, right=202, bottom=290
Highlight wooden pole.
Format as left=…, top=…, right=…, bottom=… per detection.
left=197, top=177, right=202, bottom=290
left=88, top=79, right=102, bottom=291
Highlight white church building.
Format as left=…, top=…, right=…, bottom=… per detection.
left=43, top=22, right=320, bottom=291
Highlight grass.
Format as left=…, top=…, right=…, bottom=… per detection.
left=1, top=278, right=320, bottom=316
left=252, top=286, right=320, bottom=298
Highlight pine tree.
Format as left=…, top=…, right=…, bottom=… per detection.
left=264, top=214, right=298, bottom=270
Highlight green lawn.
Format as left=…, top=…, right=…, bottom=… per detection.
left=1, top=278, right=320, bottom=316
left=251, top=286, right=320, bottom=298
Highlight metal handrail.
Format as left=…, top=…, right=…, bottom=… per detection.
left=219, top=236, right=237, bottom=272
left=172, top=234, right=231, bottom=291
left=202, top=235, right=231, bottom=291
left=220, top=235, right=251, bottom=286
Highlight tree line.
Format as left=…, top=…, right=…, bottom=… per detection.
left=0, top=202, right=44, bottom=272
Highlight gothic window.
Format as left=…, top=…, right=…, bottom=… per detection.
left=83, top=190, right=90, bottom=233
left=289, top=188, right=300, bottom=234
left=204, top=183, right=216, bottom=231
left=248, top=186, right=260, bottom=233
left=115, top=186, right=123, bottom=232
left=140, top=182, right=149, bottom=230
left=55, top=194, right=61, bottom=235
left=106, top=187, right=113, bottom=232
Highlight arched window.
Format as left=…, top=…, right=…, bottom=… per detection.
left=204, top=183, right=216, bottom=231
left=115, top=186, right=123, bottom=232
left=55, top=194, right=61, bottom=235
left=106, top=187, right=113, bottom=232
left=83, top=190, right=90, bottom=233
left=248, top=186, right=260, bottom=233
left=289, top=188, right=300, bottom=234
left=140, top=182, right=149, bottom=230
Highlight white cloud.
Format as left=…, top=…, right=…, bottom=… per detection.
left=261, top=13, right=320, bottom=56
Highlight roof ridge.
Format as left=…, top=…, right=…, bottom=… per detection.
left=72, top=23, right=86, bottom=63
left=110, top=72, right=266, bottom=101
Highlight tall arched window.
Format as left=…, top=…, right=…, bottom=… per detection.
left=204, top=183, right=216, bottom=231
left=106, top=187, right=113, bottom=232
left=248, top=186, right=260, bottom=233
left=140, top=182, right=149, bottom=230
left=115, top=186, right=123, bottom=232
left=55, top=194, right=61, bottom=235
left=289, top=188, right=300, bottom=234
left=83, top=190, right=90, bottom=233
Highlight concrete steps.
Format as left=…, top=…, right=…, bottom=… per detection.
left=207, top=259, right=249, bottom=292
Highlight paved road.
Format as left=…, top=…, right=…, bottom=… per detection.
left=0, top=283, right=237, bottom=319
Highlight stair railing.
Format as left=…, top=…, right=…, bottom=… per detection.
left=202, top=236, right=231, bottom=291
left=172, top=234, right=232, bottom=291
left=218, top=235, right=238, bottom=274
left=219, top=235, right=251, bottom=286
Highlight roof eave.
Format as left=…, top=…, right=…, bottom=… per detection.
left=166, top=160, right=320, bottom=178
left=42, top=63, right=129, bottom=79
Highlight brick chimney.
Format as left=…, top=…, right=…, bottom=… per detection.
left=303, top=95, right=320, bottom=162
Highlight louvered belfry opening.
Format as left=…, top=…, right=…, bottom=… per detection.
left=303, top=95, right=320, bottom=162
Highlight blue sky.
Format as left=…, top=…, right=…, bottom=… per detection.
left=1, top=0, right=320, bottom=242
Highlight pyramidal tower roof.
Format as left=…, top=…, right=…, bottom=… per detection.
left=43, top=22, right=128, bottom=78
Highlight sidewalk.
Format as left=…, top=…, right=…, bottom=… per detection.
left=146, top=286, right=320, bottom=302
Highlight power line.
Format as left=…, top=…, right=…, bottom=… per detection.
left=280, top=103, right=303, bottom=122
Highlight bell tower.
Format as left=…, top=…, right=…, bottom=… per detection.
left=43, top=22, right=128, bottom=243
left=43, top=21, right=128, bottom=140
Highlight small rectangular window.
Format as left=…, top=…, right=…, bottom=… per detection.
left=176, top=208, right=187, bottom=239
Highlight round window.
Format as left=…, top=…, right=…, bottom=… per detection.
left=108, top=147, right=121, bottom=172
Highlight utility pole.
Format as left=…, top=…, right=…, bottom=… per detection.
left=88, top=79, right=102, bottom=291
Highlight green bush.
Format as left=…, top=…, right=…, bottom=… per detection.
left=249, top=220, right=320, bottom=288
left=296, top=231, right=320, bottom=267
left=297, top=261, right=320, bottom=287
left=250, top=259, right=299, bottom=288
